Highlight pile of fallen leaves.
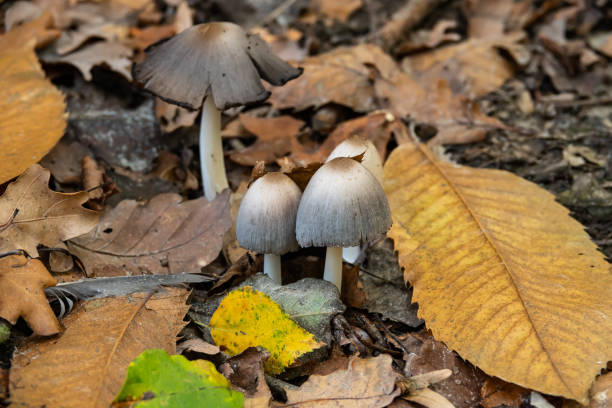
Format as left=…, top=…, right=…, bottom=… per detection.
left=0, top=0, right=611, bottom=407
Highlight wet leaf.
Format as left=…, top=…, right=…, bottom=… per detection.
left=384, top=141, right=612, bottom=403
left=113, top=349, right=244, bottom=407
left=209, top=286, right=321, bottom=374
left=0, top=45, right=66, bottom=184
left=284, top=354, right=400, bottom=407
left=0, top=255, right=60, bottom=336
left=0, top=164, right=99, bottom=257
left=68, top=190, right=231, bottom=276
left=10, top=288, right=191, bottom=408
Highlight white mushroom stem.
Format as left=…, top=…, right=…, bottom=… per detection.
left=200, top=96, right=229, bottom=201
left=323, top=246, right=343, bottom=291
left=342, top=246, right=361, bottom=264
left=264, top=254, right=282, bottom=284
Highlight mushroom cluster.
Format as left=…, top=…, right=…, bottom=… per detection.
left=133, top=22, right=302, bottom=201
left=236, top=140, right=391, bottom=291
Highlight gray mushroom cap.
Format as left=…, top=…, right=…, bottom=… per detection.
left=326, top=135, right=384, bottom=183
left=236, top=172, right=302, bottom=255
left=132, top=22, right=303, bottom=110
left=296, top=157, right=392, bottom=248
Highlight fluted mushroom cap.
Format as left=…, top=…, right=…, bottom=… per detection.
left=133, top=22, right=303, bottom=110
left=326, top=135, right=384, bottom=183
left=236, top=172, right=301, bottom=255
left=296, top=157, right=392, bottom=248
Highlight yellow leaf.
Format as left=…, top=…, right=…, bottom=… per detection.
left=0, top=43, right=67, bottom=184
left=384, top=142, right=612, bottom=404
left=209, top=286, right=321, bottom=374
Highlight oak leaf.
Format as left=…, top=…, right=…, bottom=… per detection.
left=284, top=354, right=400, bottom=407
left=383, top=142, right=612, bottom=404
left=209, top=286, right=321, bottom=374
left=0, top=255, right=60, bottom=336
left=67, top=190, right=231, bottom=276
left=0, top=45, right=66, bottom=184
left=9, top=287, right=191, bottom=408
left=0, top=164, right=99, bottom=257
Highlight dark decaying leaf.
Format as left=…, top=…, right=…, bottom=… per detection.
left=67, top=190, right=231, bottom=276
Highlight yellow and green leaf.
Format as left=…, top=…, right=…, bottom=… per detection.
left=210, top=286, right=321, bottom=374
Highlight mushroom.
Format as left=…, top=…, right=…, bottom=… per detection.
left=326, top=135, right=384, bottom=263
left=133, top=22, right=302, bottom=200
left=296, top=157, right=392, bottom=291
left=236, top=172, right=302, bottom=284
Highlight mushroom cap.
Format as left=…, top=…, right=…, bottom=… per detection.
left=296, top=157, right=392, bottom=248
left=326, top=135, right=384, bottom=183
left=236, top=172, right=302, bottom=255
left=132, top=22, right=302, bottom=111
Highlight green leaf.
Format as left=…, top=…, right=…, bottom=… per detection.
left=113, top=349, right=244, bottom=408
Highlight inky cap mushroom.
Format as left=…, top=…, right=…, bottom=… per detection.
left=326, top=135, right=384, bottom=183
left=237, top=172, right=301, bottom=254
left=133, top=22, right=303, bottom=111
left=296, top=157, right=391, bottom=248
left=237, top=172, right=301, bottom=284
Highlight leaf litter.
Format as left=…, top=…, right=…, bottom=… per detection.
left=2, top=0, right=612, bottom=407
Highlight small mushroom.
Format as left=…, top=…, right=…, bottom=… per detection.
left=236, top=172, right=302, bottom=284
left=327, top=135, right=384, bottom=263
left=296, top=157, right=392, bottom=291
left=133, top=22, right=302, bottom=200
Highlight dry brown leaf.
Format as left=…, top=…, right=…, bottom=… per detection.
left=50, top=41, right=133, bottom=81
left=589, top=372, right=612, bottom=408
left=401, top=33, right=524, bottom=98
left=9, top=287, right=190, bottom=408
left=230, top=115, right=305, bottom=166
left=0, top=12, right=60, bottom=50
left=56, top=23, right=130, bottom=55
left=464, top=0, right=516, bottom=38
left=403, top=388, right=455, bottom=408
left=0, top=45, right=66, bottom=184
left=269, top=44, right=397, bottom=112
left=67, top=190, right=231, bottom=276
left=250, top=27, right=307, bottom=62
left=176, top=338, right=220, bottom=355
left=0, top=255, right=60, bottom=336
left=588, top=32, right=612, bottom=58
left=480, top=377, right=529, bottom=408
left=40, top=140, right=90, bottom=184
left=400, top=332, right=485, bottom=408
left=0, top=164, right=99, bottom=257
left=341, top=264, right=366, bottom=308
left=397, top=20, right=461, bottom=54
left=220, top=347, right=272, bottom=408
left=284, top=354, right=400, bottom=407
left=384, top=142, right=612, bottom=403
left=376, top=77, right=504, bottom=146
left=4, top=1, right=43, bottom=31
left=312, top=0, right=362, bottom=22
left=291, top=111, right=394, bottom=166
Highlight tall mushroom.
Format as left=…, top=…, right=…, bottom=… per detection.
left=236, top=172, right=301, bottom=284
left=326, top=135, right=384, bottom=263
left=133, top=22, right=302, bottom=200
left=296, top=157, right=392, bottom=291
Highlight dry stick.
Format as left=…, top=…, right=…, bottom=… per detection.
left=372, top=0, right=444, bottom=52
